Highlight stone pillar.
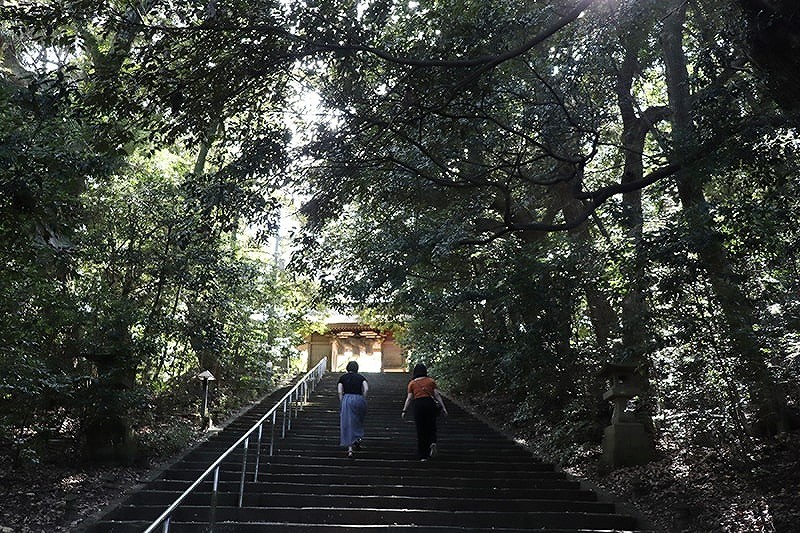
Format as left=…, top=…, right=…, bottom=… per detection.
left=307, top=333, right=332, bottom=371
left=380, top=333, right=405, bottom=371
left=600, top=363, right=653, bottom=468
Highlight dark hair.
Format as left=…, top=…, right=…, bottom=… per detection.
left=346, top=361, right=359, bottom=373
left=412, top=363, right=427, bottom=379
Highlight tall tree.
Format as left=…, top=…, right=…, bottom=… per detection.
left=661, top=0, right=792, bottom=433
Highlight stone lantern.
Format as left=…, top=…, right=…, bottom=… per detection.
left=600, top=363, right=653, bottom=467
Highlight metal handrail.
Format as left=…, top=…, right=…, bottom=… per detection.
left=143, top=357, right=328, bottom=533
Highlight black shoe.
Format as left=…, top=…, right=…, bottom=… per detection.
left=429, top=443, right=438, bottom=458
left=353, top=439, right=362, bottom=450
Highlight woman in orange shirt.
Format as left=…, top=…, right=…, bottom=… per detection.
left=401, top=363, right=448, bottom=461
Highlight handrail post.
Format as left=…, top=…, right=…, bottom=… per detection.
left=300, top=383, right=305, bottom=411
left=287, top=396, right=292, bottom=433
left=210, top=465, right=219, bottom=529
left=270, top=410, right=276, bottom=456
left=253, top=422, right=263, bottom=481
left=239, top=437, right=249, bottom=508
left=282, top=399, right=287, bottom=438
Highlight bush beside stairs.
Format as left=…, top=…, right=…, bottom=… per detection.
left=83, top=371, right=650, bottom=532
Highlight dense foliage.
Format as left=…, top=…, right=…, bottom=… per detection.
left=294, top=0, right=800, bottom=455
left=0, top=0, right=318, bottom=463
left=1, top=0, right=798, bottom=470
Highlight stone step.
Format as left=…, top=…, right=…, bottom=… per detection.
left=80, top=372, right=646, bottom=532
left=201, top=436, right=526, bottom=451
left=173, top=455, right=551, bottom=472
left=182, top=446, right=537, bottom=462
left=128, top=491, right=615, bottom=513
left=141, top=480, right=594, bottom=500
left=192, top=435, right=535, bottom=453
left=87, top=521, right=645, bottom=533
left=160, top=469, right=573, bottom=488
left=106, top=505, right=640, bottom=530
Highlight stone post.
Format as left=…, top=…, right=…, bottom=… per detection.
left=600, top=363, right=653, bottom=468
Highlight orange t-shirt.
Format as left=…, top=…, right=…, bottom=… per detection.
left=408, top=377, right=437, bottom=399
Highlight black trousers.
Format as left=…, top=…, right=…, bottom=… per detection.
left=412, top=397, right=438, bottom=459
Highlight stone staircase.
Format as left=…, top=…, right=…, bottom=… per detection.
left=83, top=372, right=647, bottom=532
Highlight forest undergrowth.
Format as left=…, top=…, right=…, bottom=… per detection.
left=0, top=379, right=287, bottom=532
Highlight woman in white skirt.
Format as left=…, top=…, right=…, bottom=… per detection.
left=337, top=361, right=369, bottom=457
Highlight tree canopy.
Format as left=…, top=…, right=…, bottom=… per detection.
left=294, top=0, right=800, bottom=445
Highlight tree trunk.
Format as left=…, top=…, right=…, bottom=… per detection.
left=551, top=178, right=618, bottom=352
left=615, top=33, right=668, bottom=367
left=184, top=118, right=225, bottom=376
left=661, top=1, right=792, bottom=434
